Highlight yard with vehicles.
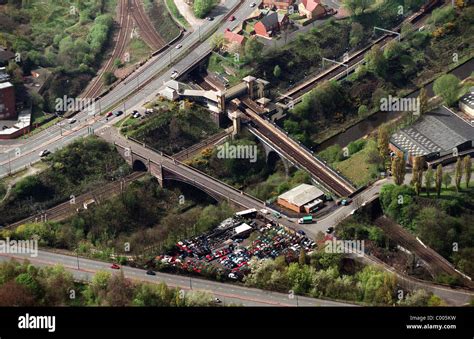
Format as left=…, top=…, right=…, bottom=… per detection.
left=156, top=212, right=317, bottom=281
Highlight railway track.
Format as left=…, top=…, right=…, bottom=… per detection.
left=241, top=98, right=355, bottom=197
left=374, top=215, right=473, bottom=288
left=4, top=172, right=146, bottom=229
left=130, top=0, right=165, bottom=51
left=81, top=0, right=133, bottom=101
left=277, top=0, right=443, bottom=105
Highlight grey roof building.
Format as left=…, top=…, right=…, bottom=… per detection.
left=390, top=106, right=474, bottom=163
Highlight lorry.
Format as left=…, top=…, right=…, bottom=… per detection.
left=298, top=215, right=313, bottom=224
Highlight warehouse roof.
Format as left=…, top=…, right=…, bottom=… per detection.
left=460, top=89, right=474, bottom=109
left=390, top=106, right=473, bottom=157
left=278, top=184, right=324, bottom=207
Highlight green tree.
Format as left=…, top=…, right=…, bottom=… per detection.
left=411, top=156, right=424, bottom=194
left=358, top=104, right=369, bottom=118
left=103, top=71, right=117, bottom=85
left=424, top=165, right=434, bottom=197
left=273, top=65, right=282, bottom=79
left=377, top=125, right=390, bottom=166
left=433, top=74, right=460, bottom=106
left=245, top=38, right=263, bottom=62
left=418, top=87, right=429, bottom=115
left=454, top=157, right=463, bottom=191
left=463, top=155, right=471, bottom=188
left=210, top=33, right=226, bottom=51
left=365, top=45, right=387, bottom=78
left=392, top=156, right=406, bottom=185
left=349, top=22, right=364, bottom=47
left=193, top=0, right=215, bottom=18
left=435, top=164, right=443, bottom=197
left=442, top=172, right=452, bottom=189
left=299, top=249, right=307, bottom=266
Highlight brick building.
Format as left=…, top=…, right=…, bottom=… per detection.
left=0, top=82, right=16, bottom=120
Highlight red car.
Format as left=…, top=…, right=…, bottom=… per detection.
left=228, top=15, right=235, bottom=21
left=110, top=263, right=120, bottom=269
left=106, top=111, right=113, bottom=118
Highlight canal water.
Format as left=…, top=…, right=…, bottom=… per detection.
left=316, top=58, right=474, bottom=151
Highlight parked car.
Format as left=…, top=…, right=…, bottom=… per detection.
left=113, top=110, right=123, bottom=117
left=250, top=2, right=256, bottom=7
left=106, top=111, right=113, bottom=118
left=206, top=16, right=214, bottom=21
left=68, top=118, right=77, bottom=124
left=228, top=15, right=235, bottom=21
left=175, top=44, right=182, bottom=49
left=146, top=270, right=156, bottom=276
left=214, top=298, right=222, bottom=303
left=326, top=227, right=334, bottom=234
left=110, top=263, right=120, bottom=269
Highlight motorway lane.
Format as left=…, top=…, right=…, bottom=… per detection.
left=0, top=250, right=352, bottom=307
left=0, top=0, right=261, bottom=177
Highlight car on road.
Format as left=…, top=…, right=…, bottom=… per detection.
left=175, top=44, right=182, bottom=49
left=326, top=226, right=334, bottom=234
left=214, top=298, right=222, bottom=304
left=39, top=149, right=50, bottom=157
left=68, top=118, right=77, bottom=124
left=228, top=15, right=235, bottom=21
left=146, top=270, right=156, bottom=276
left=350, top=209, right=357, bottom=215
left=250, top=2, right=256, bottom=7
left=170, top=70, right=179, bottom=79
left=113, top=110, right=124, bottom=117
left=297, top=230, right=306, bottom=236
left=106, top=111, right=113, bottom=118
left=110, top=263, right=120, bottom=269
left=206, top=16, right=214, bottom=21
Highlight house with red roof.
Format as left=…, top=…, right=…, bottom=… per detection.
left=254, top=10, right=289, bottom=38
left=298, top=0, right=326, bottom=19
left=224, top=29, right=246, bottom=52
